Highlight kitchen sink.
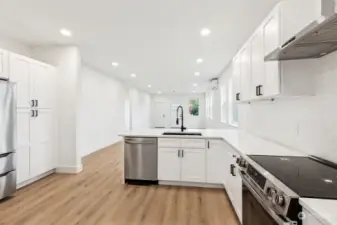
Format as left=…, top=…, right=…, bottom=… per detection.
left=162, top=132, right=202, bottom=136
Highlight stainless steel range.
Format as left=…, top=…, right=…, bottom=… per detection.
left=237, top=155, right=337, bottom=225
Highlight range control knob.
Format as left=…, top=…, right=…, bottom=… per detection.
left=275, top=195, right=285, bottom=207
left=267, top=188, right=277, bottom=199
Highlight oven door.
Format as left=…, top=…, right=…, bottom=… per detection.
left=240, top=171, right=293, bottom=225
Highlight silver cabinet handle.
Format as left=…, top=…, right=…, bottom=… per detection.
left=31, top=100, right=35, bottom=107
left=178, top=150, right=180, bottom=158
left=36, top=110, right=38, bottom=117
left=36, top=100, right=39, bottom=107
left=31, top=110, right=35, bottom=117
left=182, top=149, right=184, bottom=158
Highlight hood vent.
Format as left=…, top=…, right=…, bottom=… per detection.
left=265, top=0, right=337, bottom=61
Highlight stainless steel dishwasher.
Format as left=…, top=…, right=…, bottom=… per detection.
left=124, top=137, right=158, bottom=185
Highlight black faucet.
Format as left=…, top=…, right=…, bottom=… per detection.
left=176, top=106, right=186, bottom=132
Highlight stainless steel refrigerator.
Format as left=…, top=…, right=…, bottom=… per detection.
left=0, top=78, right=16, bottom=200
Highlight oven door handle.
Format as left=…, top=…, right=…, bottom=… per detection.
left=239, top=171, right=292, bottom=225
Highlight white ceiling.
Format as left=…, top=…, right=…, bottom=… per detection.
left=0, top=0, right=282, bottom=93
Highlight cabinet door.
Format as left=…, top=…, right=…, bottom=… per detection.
left=158, top=148, right=181, bottom=181
left=30, top=63, right=55, bottom=109
left=206, top=141, right=226, bottom=184
left=250, top=28, right=265, bottom=99
left=9, top=54, right=31, bottom=108
left=263, top=7, right=281, bottom=57
left=232, top=165, right=243, bottom=223
left=181, top=149, right=205, bottom=183
left=240, top=45, right=251, bottom=101
left=30, top=109, right=55, bottom=177
left=232, top=54, right=241, bottom=102
left=263, top=11, right=281, bottom=97
left=0, top=49, right=9, bottom=79
left=16, top=109, right=31, bottom=184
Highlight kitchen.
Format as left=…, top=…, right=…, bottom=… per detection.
left=0, top=0, right=337, bottom=224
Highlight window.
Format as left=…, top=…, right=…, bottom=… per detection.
left=228, top=77, right=238, bottom=127
left=209, top=91, right=214, bottom=119
left=205, top=92, right=210, bottom=118
left=220, top=85, right=227, bottom=123
left=205, top=91, right=214, bottom=119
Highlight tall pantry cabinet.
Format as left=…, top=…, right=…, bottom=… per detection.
left=9, top=53, right=57, bottom=185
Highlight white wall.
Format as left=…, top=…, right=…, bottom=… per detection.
left=0, top=35, right=31, bottom=57
left=215, top=51, right=337, bottom=163
left=77, top=65, right=129, bottom=156
left=31, top=46, right=83, bottom=172
left=206, top=65, right=237, bottom=129
left=152, top=94, right=206, bottom=129
left=129, top=88, right=152, bottom=129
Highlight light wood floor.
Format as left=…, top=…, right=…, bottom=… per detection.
left=0, top=142, right=239, bottom=225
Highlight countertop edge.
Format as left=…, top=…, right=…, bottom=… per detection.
left=300, top=198, right=334, bottom=225
left=119, top=134, right=243, bottom=155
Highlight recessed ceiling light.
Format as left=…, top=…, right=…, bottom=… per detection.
left=60, top=28, right=72, bottom=37
left=196, top=58, right=203, bottom=64
left=158, top=91, right=162, bottom=94
left=195, top=72, right=200, bottom=76
left=148, top=84, right=152, bottom=88
left=200, top=28, right=211, bottom=37
left=193, top=90, right=196, bottom=93
left=111, top=62, right=119, bottom=67
left=193, top=83, right=198, bottom=87
left=130, top=73, right=136, bottom=77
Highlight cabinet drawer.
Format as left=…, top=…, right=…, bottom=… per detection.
left=158, top=138, right=181, bottom=148
left=0, top=153, right=15, bottom=174
left=208, top=140, right=225, bottom=149
left=181, top=139, right=206, bottom=149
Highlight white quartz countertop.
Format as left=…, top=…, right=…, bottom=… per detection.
left=119, top=128, right=304, bottom=156
left=300, top=198, right=337, bottom=225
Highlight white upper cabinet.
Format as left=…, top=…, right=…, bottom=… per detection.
left=9, top=53, right=31, bottom=108
left=264, top=0, right=322, bottom=58
left=0, top=49, right=9, bottom=79
left=232, top=54, right=241, bottom=102
left=240, top=45, right=252, bottom=101
left=30, top=63, right=55, bottom=109
left=250, top=27, right=266, bottom=99
left=233, top=0, right=317, bottom=102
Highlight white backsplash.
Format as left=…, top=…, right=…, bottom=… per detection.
left=240, top=51, right=337, bottom=163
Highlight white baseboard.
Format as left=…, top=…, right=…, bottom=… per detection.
left=17, top=169, right=56, bottom=189
left=159, top=181, right=224, bottom=189
left=56, top=164, right=83, bottom=174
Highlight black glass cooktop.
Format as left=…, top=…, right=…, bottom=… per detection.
left=249, top=155, right=337, bottom=199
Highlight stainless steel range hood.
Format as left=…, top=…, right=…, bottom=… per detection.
left=265, top=0, right=337, bottom=61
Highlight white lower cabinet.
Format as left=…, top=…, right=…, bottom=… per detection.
left=158, top=148, right=181, bottom=181
left=158, top=147, right=205, bottom=183
left=206, top=140, right=226, bottom=184
left=224, top=146, right=243, bottom=223
left=158, top=138, right=242, bottom=222
left=30, top=109, right=55, bottom=178
left=181, top=149, right=205, bottom=183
